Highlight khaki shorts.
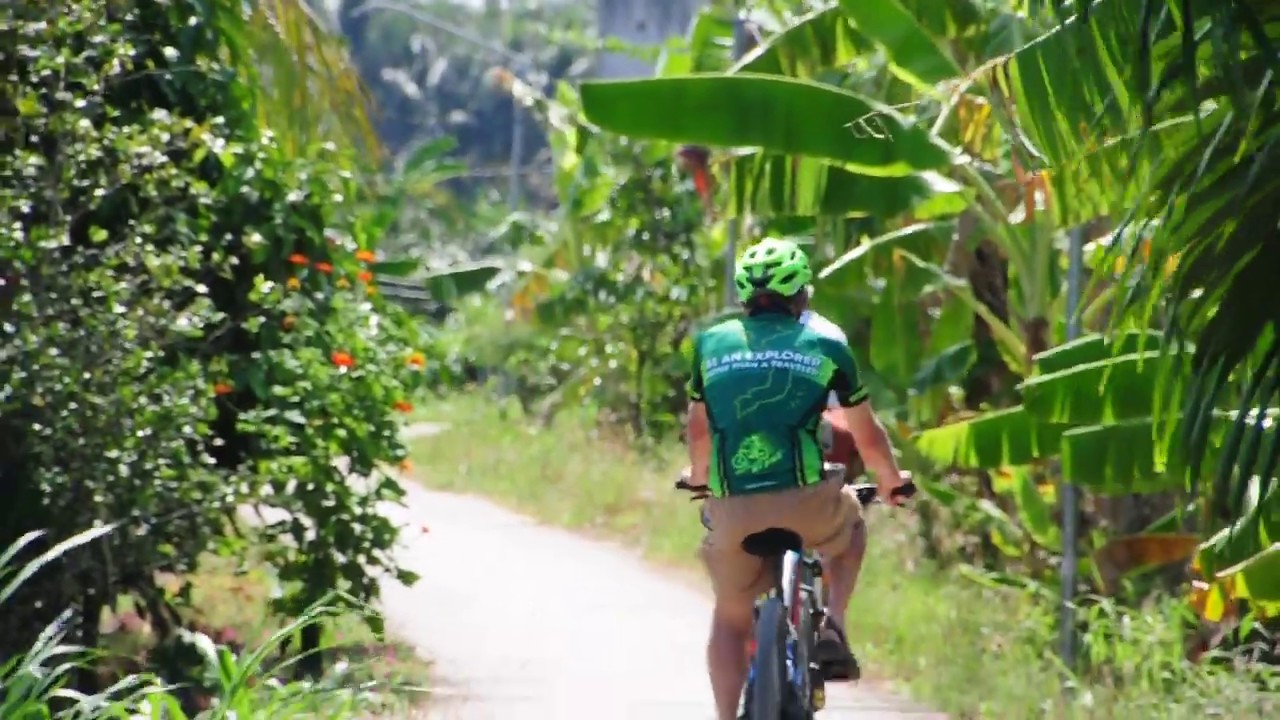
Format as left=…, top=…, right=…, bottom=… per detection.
left=699, top=478, right=863, bottom=608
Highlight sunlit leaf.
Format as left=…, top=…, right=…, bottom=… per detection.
left=915, top=406, right=1063, bottom=469
left=580, top=74, right=950, bottom=175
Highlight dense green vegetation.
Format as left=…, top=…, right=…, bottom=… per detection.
left=407, top=394, right=1280, bottom=718
left=1, top=0, right=434, bottom=714
left=425, top=0, right=1280, bottom=706
left=4, top=0, right=1279, bottom=716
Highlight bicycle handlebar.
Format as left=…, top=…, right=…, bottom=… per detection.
left=673, top=477, right=916, bottom=505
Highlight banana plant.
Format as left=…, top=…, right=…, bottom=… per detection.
left=915, top=330, right=1280, bottom=615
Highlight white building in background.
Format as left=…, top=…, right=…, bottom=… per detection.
left=596, top=0, right=707, bottom=78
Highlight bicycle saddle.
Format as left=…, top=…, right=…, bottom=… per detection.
left=740, top=528, right=804, bottom=558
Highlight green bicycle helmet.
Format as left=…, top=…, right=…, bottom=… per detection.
left=734, top=237, right=813, bottom=303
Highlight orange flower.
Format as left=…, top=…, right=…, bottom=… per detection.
left=357, top=270, right=373, bottom=282
left=393, top=400, right=413, bottom=413
left=213, top=382, right=234, bottom=396
left=282, top=315, right=296, bottom=330
left=288, top=253, right=308, bottom=266
left=398, top=459, right=413, bottom=472
left=407, top=351, right=426, bottom=369
left=336, top=277, right=350, bottom=289
left=355, top=250, right=376, bottom=262
left=331, top=351, right=355, bottom=368
left=286, top=277, right=301, bottom=290
left=314, top=262, right=333, bottom=274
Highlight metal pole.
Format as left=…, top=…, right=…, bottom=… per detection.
left=508, top=60, right=524, bottom=211
left=723, top=13, right=749, bottom=308
left=1059, top=226, right=1086, bottom=677
left=505, top=0, right=523, bottom=211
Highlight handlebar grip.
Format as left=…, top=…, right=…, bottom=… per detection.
left=851, top=481, right=916, bottom=505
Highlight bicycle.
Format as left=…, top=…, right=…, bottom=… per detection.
left=675, top=464, right=915, bottom=719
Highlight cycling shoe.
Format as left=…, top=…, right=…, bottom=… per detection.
left=815, top=619, right=861, bottom=681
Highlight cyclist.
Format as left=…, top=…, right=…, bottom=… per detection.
left=682, top=237, right=909, bottom=720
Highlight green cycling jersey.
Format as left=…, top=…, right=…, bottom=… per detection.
left=687, top=308, right=868, bottom=497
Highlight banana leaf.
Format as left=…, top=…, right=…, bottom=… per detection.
left=836, top=0, right=961, bottom=92
left=1020, top=350, right=1188, bottom=425
left=733, top=4, right=866, bottom=78
left=579, top=74, right=951, bottom=175
left=728, top=155, right=971, bottom=219
left=914, top=406, right=1065, bottom=469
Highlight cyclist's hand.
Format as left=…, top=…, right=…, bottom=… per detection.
left=878, top=470, right=913, bottom=506
left=678, top=466, right=711, bottom=500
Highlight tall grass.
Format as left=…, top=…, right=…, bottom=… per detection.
left=0, top=528, right=427, bottom=719
left=405, top=391, right=1280, bottom=720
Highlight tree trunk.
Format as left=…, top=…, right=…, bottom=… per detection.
left=961, top=237, right=1020, bottom=568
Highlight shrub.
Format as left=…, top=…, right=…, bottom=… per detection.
left=1, top=0, right=429, bottom=674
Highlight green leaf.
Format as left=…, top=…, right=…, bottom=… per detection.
left=371, top=259, right=420, bottom=278
left=1012, top=467, right=1060, bottom=551
left=910, top=342, right=975, bottom=394
left=957, top=563, right=1055, bottom=599
left=728, top=155, right=971, bottom=219
left=1197, top=482, right=1280, bottom=579
left=658, top=8, right=737, bottom=75
left=422, top=259, right=507, bottom=304
left=1031, top=330, right=1168, bottom=374
left=733, top=5, right=865, bottom=78
left=869, top=277, right=922, bottom=389
left=1060, top=419, right=1184, bottom=495
left=399, top=136, right=457, bottom=176
left=897, top=249, right=1028, bottom=373
left=1225, top=543, right=1280, bottom=603
left=1002, top=0, right=1148, bottom=167
left=975, top=498, right=1029, bottom=557
left=818, top=221, right=953, bottom=280
left=837, top=0, right=961, bottom=91
left=579, top=74, right=950, bottom=175
left=914, top=406, right=1063, bottom=469
left=1020, top=351, right=1187, bottom=425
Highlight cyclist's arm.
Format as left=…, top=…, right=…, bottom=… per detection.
left=824, top=340, right=902, bottom=485
left=685, top=342, right=711, bottom=487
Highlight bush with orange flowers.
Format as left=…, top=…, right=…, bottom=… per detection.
left=0, top=0, right=437, bottom=676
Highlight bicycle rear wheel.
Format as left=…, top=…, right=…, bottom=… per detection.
left=749, top=597, right=788, bottom=719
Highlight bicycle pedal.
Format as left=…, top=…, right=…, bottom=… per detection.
left=811, top=686, right=826, bottom=710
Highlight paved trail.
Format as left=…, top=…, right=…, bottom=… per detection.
left=378, top=422, right=943, bottom=720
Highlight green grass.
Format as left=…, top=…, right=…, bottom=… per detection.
left=406, top=391, right=1279, bottom=720
left=4, top=530, right=430, bottom=720
left=177, top=552, right=431, bottom=702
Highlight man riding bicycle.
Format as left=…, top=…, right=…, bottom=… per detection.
left=682, top=237, right=910, bottom=720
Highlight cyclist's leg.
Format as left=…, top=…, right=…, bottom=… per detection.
left=700, top=500, right=769, bottom=720
left=790, top=479, right=865, bottom=672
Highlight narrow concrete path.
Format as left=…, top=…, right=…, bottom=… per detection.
left=378, top=422, right=943, bottom=719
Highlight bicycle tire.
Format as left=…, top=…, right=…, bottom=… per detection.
left=789, top=584, right=816, bottom=720
left=750, top=597, right=788, bottom=719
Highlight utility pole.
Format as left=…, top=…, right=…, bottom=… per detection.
left=1059, top=226, right=1086, bottom=680
left=504, top=0, right=523, bottom=211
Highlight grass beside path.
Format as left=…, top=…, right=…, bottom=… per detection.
left=99, top=551, right=432, bottom=718
left=407, top=391, right=1278, bottom=720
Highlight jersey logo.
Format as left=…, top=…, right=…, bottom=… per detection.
left=731, top=433, right=784, bottom=474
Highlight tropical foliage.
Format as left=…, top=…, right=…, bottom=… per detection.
left=1, top=0, right=437, bottom=706
left=471, top=0, right=1280, bottom=669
